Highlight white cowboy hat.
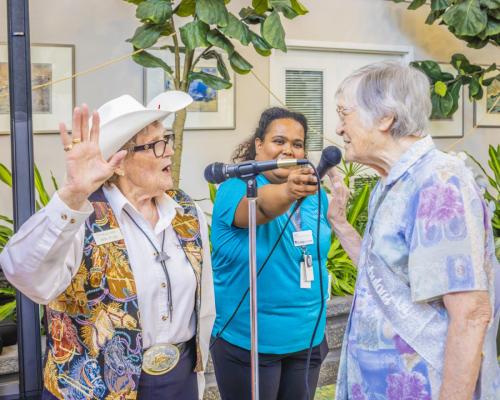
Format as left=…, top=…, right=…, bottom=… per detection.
left=97, top=91, right=193, bottom=160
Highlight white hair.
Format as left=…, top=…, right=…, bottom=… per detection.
left=335, top=61, right=432, bottom=138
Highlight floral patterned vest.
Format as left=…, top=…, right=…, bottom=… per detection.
left=43, top=188, right=204, bottom=400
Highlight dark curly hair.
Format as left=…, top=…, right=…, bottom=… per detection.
left=231, top=107, right=308, bottom=163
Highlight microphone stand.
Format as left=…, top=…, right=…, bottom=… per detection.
left=245, top=176, right=259, bottom=400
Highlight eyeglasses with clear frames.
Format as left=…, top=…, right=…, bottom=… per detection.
left=336, top=105, right=356, bottom=121
left=128, top=134, right=175, bottom=158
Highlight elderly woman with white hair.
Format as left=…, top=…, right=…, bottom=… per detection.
left=0, top=92, right=215, bottom=399
left=329, top=61, right=500, bottom=399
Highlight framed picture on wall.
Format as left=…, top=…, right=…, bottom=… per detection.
left=428, top=63, right=465, bottom=138
left=473, top=72, right=500, bottom=128
left=0, top=43, right=75, bottom=134
left=143, top=49, right=235, bottom=130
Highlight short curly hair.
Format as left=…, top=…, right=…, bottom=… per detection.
left=231, top=107, right=308, bottom=163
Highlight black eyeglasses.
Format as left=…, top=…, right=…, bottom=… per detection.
left=129, top=134, right=175, bottom=158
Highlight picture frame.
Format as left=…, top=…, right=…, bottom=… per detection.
left=143, top=48, right=235, bottom=130
left=0, top=43, right=75, bottom=134
left=428, top=63, right=465, bottom=139
left=473, top=70, right=500, bottom=128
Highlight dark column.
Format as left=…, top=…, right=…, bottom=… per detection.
left=7, top=0, right=43, bottom=397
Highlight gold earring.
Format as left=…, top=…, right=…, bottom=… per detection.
left=115, top=169, right=125, bottom=177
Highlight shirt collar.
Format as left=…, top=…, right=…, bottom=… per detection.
left=384, top=135, right=435, bottom=186
left=102, top=184, right=184, bottom=235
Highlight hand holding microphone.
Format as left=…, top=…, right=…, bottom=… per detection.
left=204, top=146, right=342, bottom=184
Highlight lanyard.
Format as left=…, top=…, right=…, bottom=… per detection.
left=123, top=208, right=174, bottom=322
left=287, top=202, right=308, bottom=256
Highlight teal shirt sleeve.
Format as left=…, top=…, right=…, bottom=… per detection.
left=213, top=178, right=247, bottom=228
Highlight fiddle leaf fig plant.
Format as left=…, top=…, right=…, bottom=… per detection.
left=391, top=0, right=500, bottom=119
left=411, top=56, right=499, bottom=119
left=123, top=0, right=309, bottom=187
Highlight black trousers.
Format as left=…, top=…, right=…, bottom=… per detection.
left=138, top=337, right=198, bottom=400
left=41, top=338, right=198, bottom=400
left=210, top=336, right=329, bottom=400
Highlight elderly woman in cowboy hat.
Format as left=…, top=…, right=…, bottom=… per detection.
left=0, top=91, right=215, bottom=400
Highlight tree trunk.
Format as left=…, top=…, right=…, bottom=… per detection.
left=171, top=108, right=187, bottom=189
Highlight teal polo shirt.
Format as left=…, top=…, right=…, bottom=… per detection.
left=210, top=174, right=331, bottom=354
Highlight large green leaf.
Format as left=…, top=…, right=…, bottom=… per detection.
left=0, top=287, right=15, bottom=296
left=431, top=0, right=450, bottom=10
left=408, top=0, right=427, bottom=10
left=129, top=24, right=163, bottom=48
left=431, top=90, right=454, bottom=117
left=426, top=9, right=445, bottom=24
left=207, top=29, right=235, bottom=55
left=201, top=50, right=231, bottom=81
left=34, top=165, right=49, bottom=207
left=239, top=7, right=265, bottom=24
left=208, top=183, right=217, bottom=203
left=0, top=163, right=12, bottom=187
left=290, top=0, right=308, bottom=15
left=412, top=60, right=442, bottom=81
left=132, top=49, right=173, bottom=74
left=347, top=184, right=370, bottom=226
left=220, top=13, right=250, bottom=45
left=480, top=17, right=500, bottom=38
left=229, top=51, right=253, bottom=74
left=0, top=300, right=16, bottom=321
left=262, top=11, right=287, bottom=52
left=249, top=31, right=272, bottom=56
left=447, top=81, right=463, bottom=115
left=136, top=0, right=173, bottom=24
left=196, top=0, right=229, bottom=27
left=468, top=77, right=484, bottom=100
left=442, top=0, right=488, bottom=36
left=50, top=171, right=59, bottom=191
left=480, top=0, right=500, bottom=10
left=175, top=0, right=196, bottom=17
left=450, top=53, right=482, bottom=74
left=180, top=20, right=210, bottom=50
left=270, top=0, right=298, bottom=19
left=0, top=215, right=13, bottom=225
left=189, top=71, right=232, bottom=90
left=252, top=0, right=269, bottom=14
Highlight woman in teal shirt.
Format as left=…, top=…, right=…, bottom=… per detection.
left=210, top=107, right=334, bottom=400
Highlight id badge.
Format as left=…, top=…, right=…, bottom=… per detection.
left=293, top=230, right=314, bottom=247
left=93, top=228, right=124, bottom=245
left=300, top=262, right=311, bottom=289
left=304, top=254, right=314, bottom=282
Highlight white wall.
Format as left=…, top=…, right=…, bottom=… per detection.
left=0, top=0, right=498, bottom=218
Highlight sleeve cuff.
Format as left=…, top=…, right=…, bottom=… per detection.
left=46, top=191, right=93, bottom=231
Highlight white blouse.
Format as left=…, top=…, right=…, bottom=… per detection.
left=0, top=185, right=215, bottom=397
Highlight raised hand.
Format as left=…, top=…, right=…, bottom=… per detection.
left=57, top=104, right=127, bottom=210
left=326, top=167, right=350, bottom=225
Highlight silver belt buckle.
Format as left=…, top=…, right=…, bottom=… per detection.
left=142, top=343, right=181, bottom=376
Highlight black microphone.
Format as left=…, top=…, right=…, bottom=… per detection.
left=204, top=159, right=309, bottom=184
left=316, top=146, right=342, bottom=179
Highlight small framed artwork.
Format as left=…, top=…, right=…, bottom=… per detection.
left=0, top=43, right=75, bottom=134
left=474, top=74, right=500, bottom=128
left=428, top=63, right=465, bottom=138
left=143, top=49, right=235, bottom=130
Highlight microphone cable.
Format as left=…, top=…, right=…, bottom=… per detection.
left=209, top=162, right=326, bottom=400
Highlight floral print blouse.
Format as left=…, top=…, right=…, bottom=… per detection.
left=335, top=136, right=500, bottom=400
